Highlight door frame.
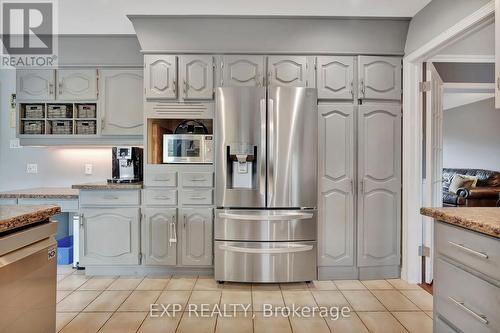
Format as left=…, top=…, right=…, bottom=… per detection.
left=401, top=1, right=494, bottom=283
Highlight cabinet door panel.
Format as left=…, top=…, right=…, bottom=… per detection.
left=180, top=55, right=214, bottom=99
left=222, top=55, right=265, bottom=87
left=358, top=56, right=401, bottom=101
left=100, top=69, right=143, bottom=135
left=57, top=69, right=97, bottom=100
left=180, top=208, right=212, bottom=266
left=145, top=55, right=177, bottom=99
left=318, top=104, right=355, bottom=267
left=267, top=56, right=312, bottom=87
left=80, top=208, right=140, bottom=265
left=16, top=69, right=55, bottom=100
left=357, top=104, right=401, bottom=267
left=142, top=208, right=177, bottom=266
left=317, top=56, right=354, bottom=100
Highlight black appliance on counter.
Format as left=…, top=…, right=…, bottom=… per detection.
left=109, top=147, right=143, bottom=183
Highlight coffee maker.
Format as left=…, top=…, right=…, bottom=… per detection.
left=109, top=147, right=143, bottom=183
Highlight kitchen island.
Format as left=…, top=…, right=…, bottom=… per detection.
left=421, top=207, right=500, bottom=333
left=0, top=205, right=60, bottom=333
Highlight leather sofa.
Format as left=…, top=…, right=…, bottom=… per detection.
left=442, top=168, right=500, bottom=207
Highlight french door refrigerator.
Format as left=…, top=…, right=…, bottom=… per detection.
left=214, top=86, right=318, bottom=283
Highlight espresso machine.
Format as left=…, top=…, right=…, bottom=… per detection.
left=109, top=147, right=143, bottom=183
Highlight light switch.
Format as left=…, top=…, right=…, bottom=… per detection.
left=10, top=139, right=21, bottom=149
left=84, top=164, right=93, bottom=175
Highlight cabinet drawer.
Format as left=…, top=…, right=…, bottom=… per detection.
left=180, top=189, right=213, bottom=205
left=142, top=189, right=177, bottom=206
left=181, top=172, right=214, bottom=188
left=436, top=221, right=500, bottom=282
left=18, top=198, right=79, bottom=212
left=79, top=190, right=140, bottom=206
left=434, top=258, right=500, bottom=333
left=145, top=166, right=177, bottom=187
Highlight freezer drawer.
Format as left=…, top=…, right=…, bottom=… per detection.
left=215, top=209, right=317, bottom=241
left=214, top=241, right=317, bottom=283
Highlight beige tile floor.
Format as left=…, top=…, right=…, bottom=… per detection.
left=56, top=266, right=433, bottom=333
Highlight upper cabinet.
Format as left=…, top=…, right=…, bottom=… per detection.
left=144, top=55, right=178, bottom=99
left=100, top=68, right=144, bottom=136
left=358, top=56, right=402, bottom=101
left=267, top=56, right=313, bottom=87
left=17, top=69, right=98, bottom=101
left=222, top=55, right=265, bottom=87
left=316, top=56, right=354, bottom=100
left=17, top=69, right=55, bottom=100
left=179, top=55, right=214, bottom=99
left=57, top=69, right=98, bottom=101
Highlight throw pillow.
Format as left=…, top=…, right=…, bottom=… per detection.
left=448, top=174, right=477, bottom=194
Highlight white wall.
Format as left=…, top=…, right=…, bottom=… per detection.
left=56, top=0, right=430, bottom=35
left=443, top=97, right=500, bottom=171
left=405, top=0, right=490, bottom=55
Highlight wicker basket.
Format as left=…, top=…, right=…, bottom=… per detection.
left=77, top=104, right=96, bottom=118
left=25, top=105, right=44, bottom=118
left=75, top=120, right=96, bottom=135
left=49, top=120, right=73, bottom=135
left=23, top=120, right=45, bottom=135
left=48, top=105, right=71, bottom=118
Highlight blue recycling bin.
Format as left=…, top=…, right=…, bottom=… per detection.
left=57, top=235, right=73, bottom=265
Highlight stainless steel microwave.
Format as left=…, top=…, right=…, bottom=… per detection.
left=163, top=134, right=214, bottom=163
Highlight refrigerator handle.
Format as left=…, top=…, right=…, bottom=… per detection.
left=267, top=97, right=274, bottom=204
left=260, top=98, right=267, bottom=199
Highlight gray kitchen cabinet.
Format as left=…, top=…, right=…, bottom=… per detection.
left=144, top=55, right=178, bottom=99
left=16, top=69, right=55, bottom=100
left=357, top=104, right=401, bottom=267
left=80, top=207, right=140, bottom=265
left=57, top=69, right=98, bottom=100
left=180, top=208, right=213, bottom=266
left=142, top=208, right=177, bottom=265
left=318, top=104, right=355, bottom=267
left=316, top=56, right=354, bottom=100
left=179, top=55, right=214, bottom=99
left=222, top=55, right=265, bottom=87
left=99, top=68, right=144, bottom=135
left=358, top=56, right=402, bottom=101
left=267, top=56, right=313, bottom=87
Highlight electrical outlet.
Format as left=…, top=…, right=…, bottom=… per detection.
left=84, top=163, right=93, bottom=175
left=10, top=139, right=21, bottom=149
left=26, top=163, right=38, bottom=174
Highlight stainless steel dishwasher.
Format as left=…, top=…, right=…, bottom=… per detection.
left=0, top=221, right=58, bottom=333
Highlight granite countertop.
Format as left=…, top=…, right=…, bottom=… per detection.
left=72, top=182, right=143, bottom=190
left=421, top=207, right=500, bottom=239
left=0, top=187, right=79, bottom=199
left=0, top=205, right=61, bottom=233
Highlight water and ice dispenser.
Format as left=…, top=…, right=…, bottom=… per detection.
left=227, top=144, right=257, bottom=189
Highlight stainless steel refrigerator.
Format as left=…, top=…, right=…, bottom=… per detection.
left=214, top=86, right=318, bottom=283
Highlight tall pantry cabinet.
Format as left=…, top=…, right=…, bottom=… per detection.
left=317, top=55, right=402, bottom=279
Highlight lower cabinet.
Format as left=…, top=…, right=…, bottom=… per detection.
left=142, top=208, right=177, bottom=265
left=180, top=208, right=213, bottom=266
left=80, top=207, right=140, bottom=265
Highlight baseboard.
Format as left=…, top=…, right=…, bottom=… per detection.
left=358, top=265, right=400, bottom=280
left=318, top=265, right=401, bottom=280
left=318, top=266, right=359, bottom=280
left=83, top=265, right=214, bottom=276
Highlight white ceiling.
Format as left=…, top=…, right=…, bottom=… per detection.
left=57, top=0, right=431, bottom=35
